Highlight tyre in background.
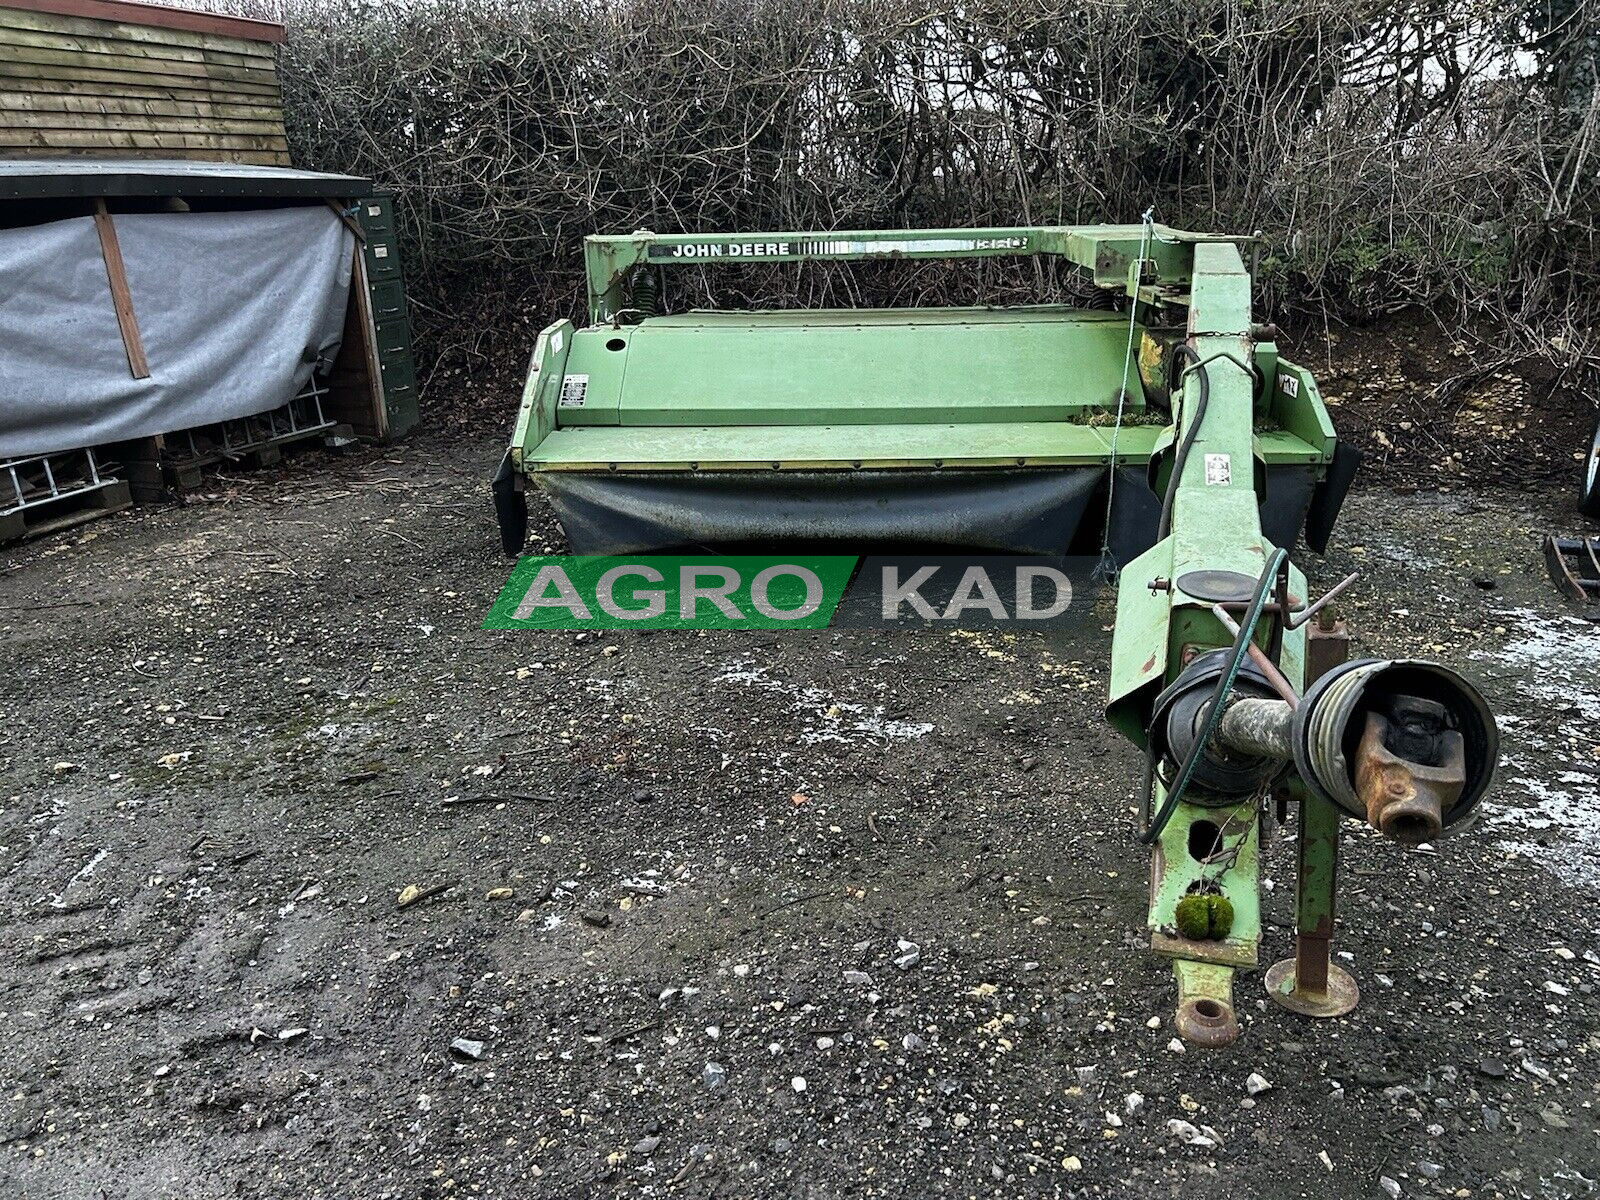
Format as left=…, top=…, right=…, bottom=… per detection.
left=1583, top=415, right=1600, bottom=519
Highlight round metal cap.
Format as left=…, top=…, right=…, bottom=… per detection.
left=1175, top=569, right=1261, bottom=604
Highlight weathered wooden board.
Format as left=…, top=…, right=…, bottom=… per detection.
left=0, top=127, right=290, bottom=153
left=0, top=0, right=289, bottom=165
left=91, top=196, right=149, bottom=378
left=0, top=111, right=287, bottom=135
left=2, top=45, right=280, bottom=88
left=0, top=72, right=270, bottom=104
left=0, top=20, right=275, bottom=70
left=0, top=91, right=282, bottom=121
left=0, top=7, right=278, bottom=59
left=0, top=59, right=283, bottom=98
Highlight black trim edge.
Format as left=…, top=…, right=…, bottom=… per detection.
left=492, top=450, right=527, bottom=558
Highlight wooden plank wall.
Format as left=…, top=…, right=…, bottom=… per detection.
left=0, top=4, right=289, bottom=165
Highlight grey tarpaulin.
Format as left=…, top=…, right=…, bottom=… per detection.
left=0, top=206, right=354, bottom=459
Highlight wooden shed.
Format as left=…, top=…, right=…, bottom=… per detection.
left=0, top=158, right=421, bottom=541
left=0, top=0, right=424, bottom=544
left=0, top=0, right=289, bottom=165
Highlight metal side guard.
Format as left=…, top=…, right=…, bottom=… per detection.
left=1304, top=442, right=1361, bottom=554
left=492, top=449, right=528, bottom=557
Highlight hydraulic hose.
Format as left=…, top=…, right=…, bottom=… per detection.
left=1157, top=344, right=1209, bottom=541
left=1139, top=546, right=1289, bottom=845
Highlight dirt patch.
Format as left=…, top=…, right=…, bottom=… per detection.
left=1281, top=312, right=1596, bottom=495
left=1, top=426, right=1597, bottom=1198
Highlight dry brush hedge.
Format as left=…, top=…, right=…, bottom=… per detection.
left=277, top=0, right=1599, bottom=389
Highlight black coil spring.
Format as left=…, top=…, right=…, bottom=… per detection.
left=630, top=267, right=661, bottom=316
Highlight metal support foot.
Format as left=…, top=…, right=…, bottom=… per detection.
left=1265, top=957, right=1358, bottom=1017
left=1265, top=793, right=1359, bottom=1018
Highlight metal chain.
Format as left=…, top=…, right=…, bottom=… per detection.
left=1195, top=779, right=1273, bottom=888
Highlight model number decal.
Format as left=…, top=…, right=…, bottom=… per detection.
left=559, top=374, right=589, bottom=408
left=648, top=236, right=1029, bottom=260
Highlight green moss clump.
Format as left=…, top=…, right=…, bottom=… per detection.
left=1175, top=895, right=1211, bottom=939
left=1206, top=894, right=1235, bottom=940
left=1175, top=892, right=1235, bottom=940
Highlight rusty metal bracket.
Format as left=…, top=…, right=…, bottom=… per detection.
left=1545, top=534, right=1600, bottom=603
left=1174, top=959, right=1241, bottom=1047
left=1353, top=703, right=1466, bottom=845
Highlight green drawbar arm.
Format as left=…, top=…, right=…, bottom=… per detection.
left=1106, top=239, right=1301, bottom=1045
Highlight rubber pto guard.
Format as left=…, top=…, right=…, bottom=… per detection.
left=1146, top=648, right=1289, bottom=804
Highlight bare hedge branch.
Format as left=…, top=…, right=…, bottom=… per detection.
left=274, top=0, right=1599, bottom=386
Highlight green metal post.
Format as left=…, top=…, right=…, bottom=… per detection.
left=1265, top=615, right=1359, bottom=1017
left=1264, top=794, right=1358, bottom=1016
left=1295, top=795, right=1339, bottom=993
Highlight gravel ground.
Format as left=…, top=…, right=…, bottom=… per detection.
left=1, top=432, right=1597, bottom=1200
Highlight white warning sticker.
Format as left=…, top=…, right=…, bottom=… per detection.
left=1204, top=453, right=1232, bottom=486
left=559, top=374, right=589, bottom=408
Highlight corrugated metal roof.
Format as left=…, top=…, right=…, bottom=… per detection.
left=0, top=158, right=372, bottom=199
